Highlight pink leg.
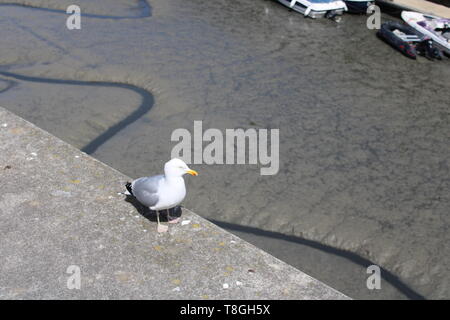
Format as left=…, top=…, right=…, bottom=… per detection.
left=156, top=210, right=168, bottom=233
left=167, top=208, right=180, bottom=224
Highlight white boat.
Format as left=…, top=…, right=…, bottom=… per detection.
left=402, top=11, right=450, bottom=54
left=277, top=0, right=347, bottom=19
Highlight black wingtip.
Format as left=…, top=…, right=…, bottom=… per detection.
left=125, top=182, right=133, bottom=196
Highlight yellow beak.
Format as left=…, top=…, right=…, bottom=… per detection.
left=186, top=169, right=198, bottom=176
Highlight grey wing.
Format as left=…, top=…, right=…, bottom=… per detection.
left=131, top=175, right=164, bottom=208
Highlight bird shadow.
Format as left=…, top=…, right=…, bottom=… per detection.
left=124, top=195, right=182, bottom=223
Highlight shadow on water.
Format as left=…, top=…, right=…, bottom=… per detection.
left=0, top=0, right=152, bottom=19
left=208, top=219, right=426, bottom=300
left=0, top=78, right=17, bottom=94
left=0, top=71, right=154, bottom=154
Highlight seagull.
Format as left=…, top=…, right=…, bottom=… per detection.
left=124, top=158, right=198, bottom=233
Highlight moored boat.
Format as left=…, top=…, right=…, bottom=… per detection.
left=276, top=0, right=347, bottom=19
left=377, top=21, right=421, bottom=59
left=402, top=11, right=450, bottom=54
left=378, top=20, right=443, bottom=60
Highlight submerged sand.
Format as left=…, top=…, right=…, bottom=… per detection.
left=0, top=0, right=449, bottom=299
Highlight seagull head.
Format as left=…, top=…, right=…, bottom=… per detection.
left=164, top=158, right=198, bottom=178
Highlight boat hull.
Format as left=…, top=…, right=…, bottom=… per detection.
left=277, top=0, right=347, bottom=18
left=402, top=11, right=450, bottom=54
left=344, top=1, right=374, bottom=14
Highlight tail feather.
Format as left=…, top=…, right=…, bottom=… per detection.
left=125, top=182, right=133, bottom=196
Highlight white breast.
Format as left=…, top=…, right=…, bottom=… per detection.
left=152, top=177, right=186, bottom=210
